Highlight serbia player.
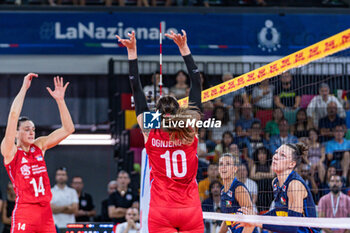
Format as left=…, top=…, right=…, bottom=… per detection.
left=116, top=30, right=204, bottom=233
left=1, top=74, right=75, bottom=233
left=237, top=143, right=320, bottom=233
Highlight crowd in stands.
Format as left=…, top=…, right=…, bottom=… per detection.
left=0, top=0, right=349, bottom=7
left=0, top=70, right=350, bottom=232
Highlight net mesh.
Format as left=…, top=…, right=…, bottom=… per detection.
left=198, top=48, right=350, bottom=232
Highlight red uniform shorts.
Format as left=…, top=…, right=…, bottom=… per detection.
left=11, top=202, right=56, bottom=233
left=148, top=206, right=204, bottom=233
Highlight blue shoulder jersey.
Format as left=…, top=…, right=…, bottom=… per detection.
left=266, top=170, right=320, bottom=233
left=221, top=178, right=258, bottom=233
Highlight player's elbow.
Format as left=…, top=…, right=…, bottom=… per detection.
left=65, top=125, right=75, bottom=135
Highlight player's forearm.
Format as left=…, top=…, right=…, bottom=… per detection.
left=8, top=87, right=27, bottom=121
left=51, top=204, right=66, bottom=213
left=183, top=54, right=202, bottom=110
left=56, top=99, right=75, bottom=134
left=63, top=204, right=78, bottom=214
left=129, top=59, right=149, bottom=117
left=110, top=207, right=127, bottom=218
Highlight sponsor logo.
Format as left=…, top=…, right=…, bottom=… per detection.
left=227, top=190, right=233, bottom=198
left=21, top=157, right=28, bottom=164
left=258, top=20, right=281, bottom=53
left=41, top=21, right=177, bottom=41
left=143, top=111, right=221, bottom=129
left=143, top=111, right=161, bottom=129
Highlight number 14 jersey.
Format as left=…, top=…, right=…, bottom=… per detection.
left=145, top=129, right=201, bottom=208
left=5, top=144, right=52, bottom=205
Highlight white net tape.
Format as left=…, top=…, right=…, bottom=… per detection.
left=203, top=212, right=350, bottom=229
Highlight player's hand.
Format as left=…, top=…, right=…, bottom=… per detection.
left=116, top=31, right=136, bottom=51
left=165, top=30, right=190, bottom=56
left=46, top=76, right=69, bottom=101
left=22, top=73, right=38, bottom=90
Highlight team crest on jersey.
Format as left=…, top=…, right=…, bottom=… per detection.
left=280, top=196, right=286, bottom=205
left=227, top=190, right=233, bottom=198
left=226, top=200, right=232, bottom=207
left=20, top=165, right=31, bottom=176
left=30, top=147, right=35, bottom=153
left=273, top=184, right=277, bottom=191
left=21, top=157, right=28, bottom=164
left=35, top=155, right=43, bottom=161
left=126, top=194, right=133, bottom=201
left=282, top=185, right=286, bottom=192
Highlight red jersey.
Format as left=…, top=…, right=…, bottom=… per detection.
left=145, top=129, right=201, bottom=208
left=5, top=144, right=52, bottom=205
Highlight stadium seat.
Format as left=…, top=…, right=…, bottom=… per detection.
left=121, top=93, right=133, bottom=110
left=256, top=109, right=273, bottom=129
left=300, top=94, right=316, bottom=109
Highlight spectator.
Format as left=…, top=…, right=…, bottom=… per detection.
left=269, top=118, right=298, bottom=153
left=216, top=73, right=248, bottom=107
left=1, top=182, right=16, bottom=233
left=108, top=171, right=138, bottom=224
left=306, top=128, right=326, bottom=182
left=170, top=70, right=189, bottom=99
left=215, top=131, right=234, bottom=162
left=229, top=95, right=244, bottom=124
left=318, top=175, right=350, bottom=233
left=320, top=165, right=338, bottom=197
left=198, top=164, right=220, bottom=202
left=105, top=0, right=127, bottom=6
left=264, top=107, right=284, bottom=140
left=143, top=71, right=169, bottom=103
left=235, top=103, right=260, bottom=138
left=250, top=147, right=274, bottom=213
left=325, top=125, right=350, bottom=180
left=115, top=207, right=140, bottom=233
left=307, top=83, right=346, bottom=128
left=248, top=120, right=269, bottom=156
left=291, top=108, right=314, bottom=139
left=51, top=167, right=79, bottom=229
left=319, top=101, right=346, bottom=142
left=210, top=106, right=233, bottom=144
left=202, top=180, right=222, bottom=212
left=100, top=180, right=118, bottom=222
left=71, top=176, right=96, bottom=222
left=236, top=164, right=258, bottom=214
left=252, top=79, right=274, bottom=110
left=151, top=0, right=171, bottom=6
left=203, top=0, right=223, bottom=7
left=274, top=71, right=301, bottom=124
left=346, top=100, right=350, bottom=139
left=298, top=163, right=319, bottom=200
left=198, top=128, right=209, bottom=159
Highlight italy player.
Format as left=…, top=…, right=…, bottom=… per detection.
left=218, top=153, right=256, bottom=233
left=1, top=74, right=75, bottom=233
left=116, top=30, right=204, bottom=233
left=237, top=143, right=320, bottom=233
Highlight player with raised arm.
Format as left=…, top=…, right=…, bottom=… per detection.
left=1, top=74, right=75, bottom=233
left=237, top=143, right=320, bottom=233
left=116, top=30, right=204, bottom=233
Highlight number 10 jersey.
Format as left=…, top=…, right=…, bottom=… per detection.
left=5, top=144, right=52, bottom=205
left=145, top=129, right=201, bottom=208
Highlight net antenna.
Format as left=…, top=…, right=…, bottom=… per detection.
left=159, top=21, right=163, bottom=98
